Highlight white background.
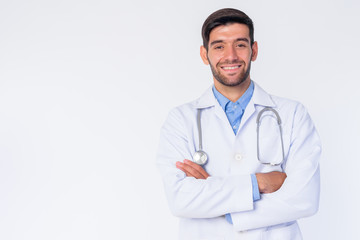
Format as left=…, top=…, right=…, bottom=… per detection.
left=0, top=0, right=359, bottom=239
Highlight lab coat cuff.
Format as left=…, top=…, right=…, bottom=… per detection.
left=229, top=174, right=254, bottom=213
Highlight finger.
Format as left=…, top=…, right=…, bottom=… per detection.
left=175, top=162, right=192, bottom=177
left=182, top=164, right=208, bottom=179
left=184, top=159, right=210, bottom=178
left=177, top=161, right=206, bottom=179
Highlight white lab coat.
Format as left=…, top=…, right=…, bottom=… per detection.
left=157, top=82, right=321, bottom=240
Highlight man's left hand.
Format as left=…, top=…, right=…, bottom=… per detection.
left=176, top=159, right=209, bottom=179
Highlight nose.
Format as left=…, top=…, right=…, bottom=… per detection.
left=224, top=46, right=238, bottom=62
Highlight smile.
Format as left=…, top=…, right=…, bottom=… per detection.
left=220, top=65, right=242, bottom=73
left=221, top=65, right=240, bottom=70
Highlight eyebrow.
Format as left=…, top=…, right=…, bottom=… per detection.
left=210, top=38, right=250, bottom=46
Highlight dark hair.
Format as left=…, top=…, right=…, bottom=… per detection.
left=201, top=8, right=254, bottom=50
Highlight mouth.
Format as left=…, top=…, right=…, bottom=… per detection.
left=220, top=65, right=241, bottom=73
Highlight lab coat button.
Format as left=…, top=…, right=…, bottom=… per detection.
left=235, top=154, right=243, bottom=161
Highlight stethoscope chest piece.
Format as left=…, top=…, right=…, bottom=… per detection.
left=193, top=106, right=285, bottom=167
left=193, top=150, right=208, bottom=165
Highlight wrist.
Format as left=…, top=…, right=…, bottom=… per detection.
left=255, top=173, right=265, bottom=193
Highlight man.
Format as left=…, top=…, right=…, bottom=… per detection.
left=157, top=8, right=320, bottom=240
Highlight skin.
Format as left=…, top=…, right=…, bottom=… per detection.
left=176, top=23, right=286, bottom=194
left=176, top=160, right=209, bottom=179
left=200, top=23, right=258, bottom=102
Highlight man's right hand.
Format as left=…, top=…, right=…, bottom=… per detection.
left=255, top=171, right=287, bottom=193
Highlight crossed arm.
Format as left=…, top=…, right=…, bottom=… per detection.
left=159, top=105, right=320, bottom=231
left=176, top=159, right=287, bottom=194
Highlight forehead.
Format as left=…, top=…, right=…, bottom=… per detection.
left=209, top=23, right=250, bottom=42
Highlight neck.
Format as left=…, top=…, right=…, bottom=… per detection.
left=213, top=78, right=251, bottom=102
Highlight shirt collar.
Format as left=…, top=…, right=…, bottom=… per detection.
left=212, top=81, right=254, bottom=111
left=193, top=81, right=276, bottom=109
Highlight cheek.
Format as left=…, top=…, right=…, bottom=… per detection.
left=208, top=49, right=223, bottom=59
left=208, top=54, right=223, bottom=66
left=237, top=50, right=251, bottom=60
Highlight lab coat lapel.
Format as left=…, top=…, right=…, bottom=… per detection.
left=252, top=82, right=277, bottom=108
left=194, top=86, right=237, bottom=138
left=238, top=82, right=276, bottom=131
left=238, top=100, right=256, bottom=131
left=193, top=86, right=215, bottom=109
left=194, top=86, right=229, bottom=125
left=195, top=83, right=276, bottom=136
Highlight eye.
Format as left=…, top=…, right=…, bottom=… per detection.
left=237, top=43, right=246, bottom=48
left=213, top=45, right=223, bottom=50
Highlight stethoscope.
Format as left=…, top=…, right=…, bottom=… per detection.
left=192, top=107, right=285, bottom=166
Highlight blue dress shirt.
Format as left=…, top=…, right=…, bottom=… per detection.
left=212, top=81, right=260, bottom=224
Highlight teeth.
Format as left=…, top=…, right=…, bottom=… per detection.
left=222, top=66, right=240, bottom=70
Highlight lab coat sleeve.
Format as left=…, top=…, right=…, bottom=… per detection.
left=230, top=103, right=321, bottom=231
left=157, top=108, right=254, bottom=219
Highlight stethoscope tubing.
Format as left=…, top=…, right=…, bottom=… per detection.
left=192, top=109, right=208, bottom=165
left=197, top=108, right=204, bottom=151
left=194, top=107, right=285, bottom=166
left=256, top=107, right=285, bottom=166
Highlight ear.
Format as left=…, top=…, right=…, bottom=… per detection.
left=200, top=45, right=209, bottom=65
left=251, top=41, right=258, bottom=61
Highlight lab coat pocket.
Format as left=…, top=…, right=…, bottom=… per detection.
left=261, top=221, right=302, bottom=240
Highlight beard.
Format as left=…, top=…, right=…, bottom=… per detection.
left=209, top=59, right=251, bottom=87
